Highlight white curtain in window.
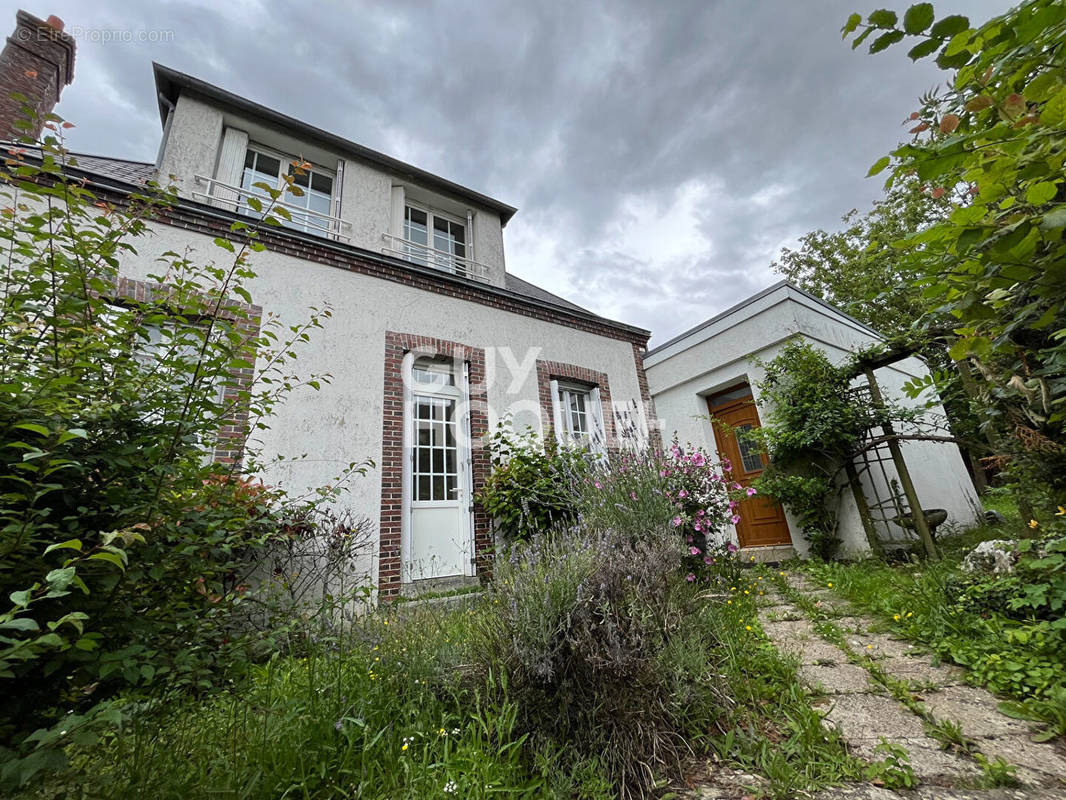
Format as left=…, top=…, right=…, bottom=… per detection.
left=549, top=379, right=565, bottom=445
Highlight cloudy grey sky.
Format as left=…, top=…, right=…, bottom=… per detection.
left=20, top=0, right=1012, bottom=345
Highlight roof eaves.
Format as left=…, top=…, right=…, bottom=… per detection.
left=643, top=280, right=882, bottom=361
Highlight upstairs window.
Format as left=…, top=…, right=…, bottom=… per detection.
left=402, top=204, right=466, bottom=273
left=239, top=145, right=334, bottom=235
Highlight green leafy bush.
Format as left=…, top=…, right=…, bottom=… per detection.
left=0, top=122, right=367, bottom=783
left=476, top=424, right=589, bottom=540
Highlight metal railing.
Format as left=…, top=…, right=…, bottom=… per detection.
left=381, top=233, right=491, bottom=283
left=192, top=175, right=352, bottom=242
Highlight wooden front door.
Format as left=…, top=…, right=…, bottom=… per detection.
left=708, top=386, right=792, bottom=548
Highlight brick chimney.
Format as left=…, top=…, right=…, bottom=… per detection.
left=0, top=10, right=75, bottom=141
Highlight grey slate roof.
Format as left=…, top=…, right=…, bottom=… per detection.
left=64, top=153, right=156, bottom=185
left=504, top=273, right=591, bottom=314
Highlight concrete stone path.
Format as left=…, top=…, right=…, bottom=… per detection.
left=686, top=572, right=1066, bottom=799
left=766, top=573, right=1066, bottom=797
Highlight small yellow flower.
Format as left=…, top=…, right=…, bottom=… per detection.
left=866, top=644, right=873, bottom=650
left=401, top=743, right=408, bottom=751
left=893, top=614, right=900, bottom=621
left=1029, top=519, right=1040, bottom=529
left=745, top=625, right=752, bottom=631
left=1057, top=506, right=1065, bottom=516
left=779, top=571, right=785, bottom=576
left=744, top=590, right=750, bottom=595
left=906, top=612, right=913, bottom=618
left=727, top=599, right=732, bottom=605
left=827, top=582, right=833, bottom=588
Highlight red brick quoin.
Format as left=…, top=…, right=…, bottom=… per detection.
left=378, top=332, right=491, bottom=600
left=535, top=360, right=615, bottom=448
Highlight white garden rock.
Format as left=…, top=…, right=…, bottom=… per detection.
left=960, top=540, right=1019, bottom=575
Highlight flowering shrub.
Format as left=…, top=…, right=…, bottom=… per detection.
left=575, top=439, right=747, bottom=580
left=478, top=525, right=727, bottom=797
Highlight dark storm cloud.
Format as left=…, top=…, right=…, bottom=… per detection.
left=33, top=0, right=1013, bottom=344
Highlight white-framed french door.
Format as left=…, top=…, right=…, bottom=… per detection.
left=401, top=352, right=474, bottom=582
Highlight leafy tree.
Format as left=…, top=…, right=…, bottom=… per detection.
left=0, top=113, right=367, bottom=785
left=844, top=1, right=1066, bottom=501
left=772, top=178, right=947, bottom=338
left=771, top=179, right=990, bottom=489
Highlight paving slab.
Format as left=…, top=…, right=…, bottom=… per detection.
left=918, top=685, right=1032, bottom=738
left=798, top=662, right=875, bottom=694
left=878, top=655, right=966, bottom=687
left=854, top=737, right=983, bottom=783
left=759, top=617, right=815, bottom=640
left=978, top=733, right=1066, bottom=787
left=831, top=615, right=873, bottom=633
left=846, top=632, right=922, bottom=660
left=822, top=692, right=928, bottom=741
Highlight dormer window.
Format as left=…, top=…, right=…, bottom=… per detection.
left=402, top=204, right=466, bottom=273
left=239, top=145, right=334, bottom=235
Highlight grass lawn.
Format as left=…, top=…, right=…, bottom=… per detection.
left=15, top=572, right=864, bottom=800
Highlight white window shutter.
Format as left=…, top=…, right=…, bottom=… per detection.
left=589, top=386, right=607, bottom=454
left=213, top=127, right=249, bottom=211
left=390, top=185, right=406, bottom=238
left=331, top=159, right=345, bottom=238
left=549, top=379, right=565, bottom=445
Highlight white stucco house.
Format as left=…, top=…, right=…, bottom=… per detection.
left=2, top=10, right=982, bottom=590
left=644, top=281, right=984, bottom=558
left=0, top=12, right=654, bottom=599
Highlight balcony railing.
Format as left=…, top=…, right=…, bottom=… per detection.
left=192, top=175, right=352, bottom=242
left=381, top=233, right=491, bottom=284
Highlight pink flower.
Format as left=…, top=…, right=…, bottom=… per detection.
left=685, top=573, right=696, bottom=582
left=721, top=458, right=732, bottom=471
left=694, top=521, right=702, bottom=532
left=726, top=542, right=738, bottom=553
left=659, top=469, right=669, bottom=477
left=630, top=491, right=637, bottom=500
left=692, top=453, right=706, bottom=467
left=696, top=509, right=705, bottom=517
left=686, top=535, right=693, bottom=543
left=678, top=489, right=689, bottom=499
left=689, top=546, right=701, bottom=556
left=594, top=481, right=602, bottom=489
left=704, top=556, right=713, bottom=565
left=672, top=516, right=683, bottom=527
left=730, top=514, right=741, bottom=524
left=746, top=487, right=757, bottom=496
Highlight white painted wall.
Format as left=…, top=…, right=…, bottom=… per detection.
left=116, top=221, right=646, bottom=584
left=157, top=91, right=508, bottom=286
left=645, top=284, right=982, bottom=557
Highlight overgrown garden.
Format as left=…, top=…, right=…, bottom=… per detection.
left=2, top=0, right=1066, bottom=797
